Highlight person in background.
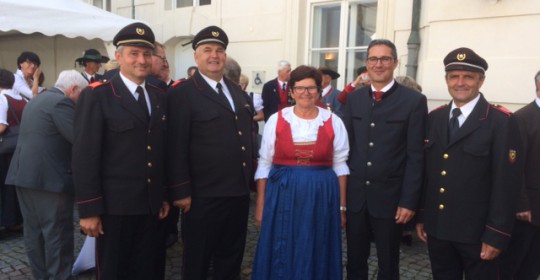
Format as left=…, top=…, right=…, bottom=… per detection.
left=187, top=66, right=197, bottom=79
left=166, top=25, right=255, bottom=280
left=6, top=70, right=87, bottom=280
left=252, top=65, right=349, bottom=279
left=319, top=67, right=343, bottom=117
left=0, top=68, right=28, bottom=232
left=262, top=60, right=292, bottom=122
left=73, top=22, right=169, bottom=279
left=416, top=47, right=522, bottom=279
left=75, top=49, right=110, bottom=83
left=499, top=70, right=540, bottom=280
left=395, top=75, right=423, bottom=247
left=240, top=74, right=264, bottom=122
left=12, top=51, right=42, bottom=100
left=343, top=39, right=427, bottom=280
left=337, top=65, right=370, bottom=104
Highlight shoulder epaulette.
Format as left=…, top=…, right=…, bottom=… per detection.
left=88, top=81, right=104, bottom=88
left=430, top=104, right=447, bottom=113
left=170, top=79, right=184, bottom=88
left=491, top=104, right=512, bottom=116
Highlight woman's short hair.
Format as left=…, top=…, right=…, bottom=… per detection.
left=17, top=51, right=41, bottom=69
left=288, top=65, right=322, bottom=90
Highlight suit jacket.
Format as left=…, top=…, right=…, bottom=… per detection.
left=321, top=86, right=343, bottom=118
left=72, top=74, right=167, bottom=218
left=6, top=87, right=75, bottom=194
left=262, top=78, right=292, bottom=122
left=418, top=94, right=522, bottom=249
left=513, top=101, right=540, bottom=226
left=343, top=82, right=427, bottom=218
left=81, top=72, right=104, bottom=83
left=166, top=71, right=255, bottom=200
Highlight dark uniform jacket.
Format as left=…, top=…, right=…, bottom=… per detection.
left=166, top=71, right=255, bottom=200
left=73, top=74, right=167, bottom=218
left=418, top=94, right=522, bottom=250
left=343, top=82, right=427, bottom=218
left=514, top=101, right=540, bottom=226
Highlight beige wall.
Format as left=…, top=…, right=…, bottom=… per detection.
left=102, top=0, right=540, bottom=110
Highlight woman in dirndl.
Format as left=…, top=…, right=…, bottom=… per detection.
left=252, top=65, right=349, bottom=280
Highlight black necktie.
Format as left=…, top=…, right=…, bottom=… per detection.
left=89, top=76, right=96, bottom=83
left=216, top=83, right=232, bottom=109
left=282, top=82, right=286, bottom=92
left=448, top=108, right=462, bottom=140
left=136, top=86, right=150, bottom=119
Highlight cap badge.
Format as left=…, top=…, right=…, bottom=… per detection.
left=509, top=149, right=517, bottom=164
left=457, top=53, right=466, bottom=61
left=212, top=31, right=219, bottom=38
left=136, top=28, right=145, bottom=35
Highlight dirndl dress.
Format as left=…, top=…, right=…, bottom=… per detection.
left=252, top=111, right=342, bottom=280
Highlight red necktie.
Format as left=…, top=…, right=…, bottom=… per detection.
left=373, top=91, right=384, bottom=101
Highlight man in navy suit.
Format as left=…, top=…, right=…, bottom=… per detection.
left=6, top=69, right=87, bottom=280
left=343, top=39, right=427, bottom=280
left=261, top=60, right=291, bottom=122
left=73, top=22, right=169, bottom=279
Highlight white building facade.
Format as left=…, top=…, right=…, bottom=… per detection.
left=82, top=0, right=540, bottom=109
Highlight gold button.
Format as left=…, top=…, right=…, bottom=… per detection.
left=443, top=153, right=449, bottom=159
left=147, top=178, right=152, bottom=183
left=439, top=204, right=444, bottom=210
left=147, top=145, right=151, bottom=151
left=441, top=170, right=446, bottom=176
left=241, top=146, right=246, bottom=151
left=242, top=162, right=246, bottom=167
left=439, top=187, right=445, bottom=193
left=147, top=162, right=152, bottom=168
left=238, top=131, right=242, bottom=136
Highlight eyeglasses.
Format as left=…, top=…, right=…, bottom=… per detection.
left=153, top=54, right=168, bottom=63
left=292, top=86, right=319, bottom=94
left=366, top=56, right=394, bottom=65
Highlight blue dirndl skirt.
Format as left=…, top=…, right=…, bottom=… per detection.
left=252, top=165, right=342, bottom=280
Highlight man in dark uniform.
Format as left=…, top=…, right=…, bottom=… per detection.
left=343, top=39, right=427, bottom=280
left=261, top=60, right=292, bottom=122
left=166, top=25, right=255, bottom=280
left=73, top=22, right=169, bottom=279
left=499, top=70, right=540, bottom=280
left=416, top=47, right=522, bottom=279
left=75, top=49, right=109, bottom=83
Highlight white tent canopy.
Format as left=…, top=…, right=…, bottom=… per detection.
left=0, top=0, right=139, bottom=41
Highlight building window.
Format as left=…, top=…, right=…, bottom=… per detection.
left=310, top=0, right=377, bottom=88
left=92, top=0, right=111, bottom=11
left=175, top=0, right=211, bottom=8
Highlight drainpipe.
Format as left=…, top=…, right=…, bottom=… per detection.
left=406, top=0, right=421, bottom=79
left=131, top=0, right=135, bottom=19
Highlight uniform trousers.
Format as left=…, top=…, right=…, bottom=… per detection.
left=499, top=220, right=540, bottom=280
left=346, top=207, right=402, bottom=280
left=427, top=235, right=500, bottom=280
left=16, top=187, right=74, bottom=280
left=96, top=213, right=160, bottom=280
left=182, top=195, right=249, bottom=280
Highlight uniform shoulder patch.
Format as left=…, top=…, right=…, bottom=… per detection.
left=430, top=104, right=447, bottom=113
left=491, top=104, right=512, bottom=116
left=88, top=81, right=104, bottom=88
left=170, top=79, right=184, bottom=88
